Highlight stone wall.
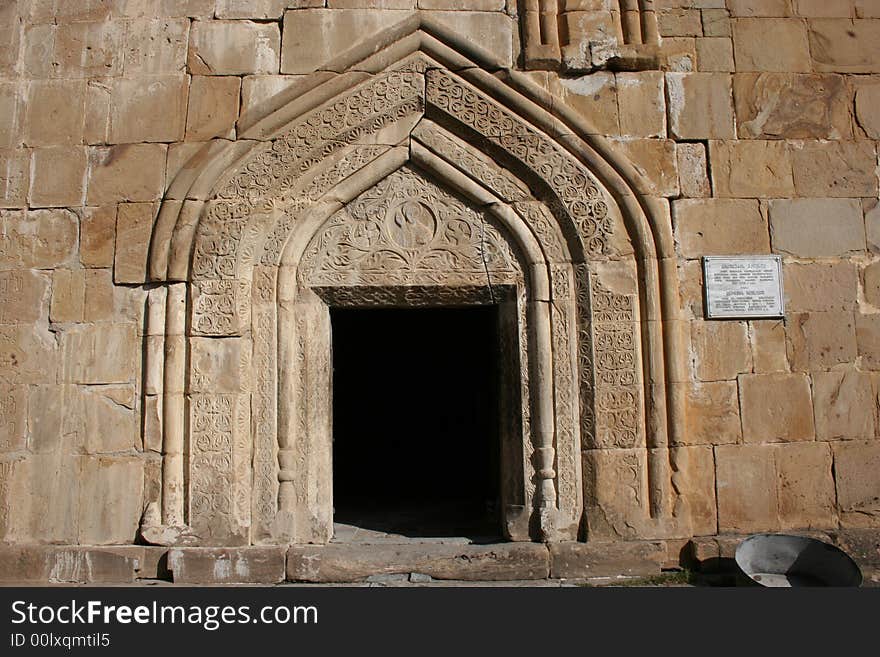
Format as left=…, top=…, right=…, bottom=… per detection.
left=0, top=0, right=878, bottom=546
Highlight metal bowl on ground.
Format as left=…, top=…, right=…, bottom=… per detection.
left=735, top=534, right=862, bottom=587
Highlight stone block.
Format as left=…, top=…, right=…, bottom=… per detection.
left=813, top=370, right=875, bottom=439
left=51, top=20, right=126, bottom=78
left=189, top=337, right=249, bottom=393
left=696, top=36, right=735, bottom=71
left=666, top=72, right=735, bottom=139
left=864, top=262, right=880, bottom=308
left=281, top=9, right=408, bottom=74
left=0, top=325, right=58, bottom=385
left=732, top=18, right=811, bottom=71
left=691, top=320, right=752, bottom=381
left=866, top=199, right=880, bottom=254
left=168, top=547, right=287, bottom=583
left=610, top=139, right=678, bottom=197
left=29, top=146, right=87, bottom=208
left=0, top=385, right=27, bottom=451
left=671, top=445, right=717, bottom=536
left=734, top=73, right=851, bottom=139
left=0, top=4, right=19, bottom=77
left=240, top=75, right=302, bottom=115
left=0, top=151, right=30, bottom=208
left=794, top=0, right=855, bottom=17
left=49, top=269, right=85, bottom=322
left=0, top=209, right=78, bottom=270
left=856, top=314, right=880, bottom=369
left=185, top=76, right=241, bottom=141
left=109, top=76, right=189, bottom=143
left=112, top=0, right=216, bottom=19
left=702, top=9, right=732, bottom=36
left=770, top=199, right=865, bottom=257
left=672, top=198, right=769, bottom=257
left=809, top=18, right=880, bottom=73
left=114, top=202, right=158, bottom=284
left=659, top=8, right=704, bottom=36
left=783, top=261, right=857, bottom=313
left=729, top=0, right=793, bottom=16
left=216, top=0, right=290, bottom=18
left=790, top=141, right=878, bottom=198
left=27, top=385, right=69, bottom=454
left=833, top=441, right=880, bottom=527
left=188, top=20, right=281, bottom=75
left=417, top=0, right=503, bottom=8
left=80, top=206, right=117, bottom=269
left=709, top=140, right=795, bottom=197
left=78, top=457, right=143, bottom=544
left=856, top=0, right=880, bottom=17
left=751, top=320, right=789, bottom=373
left=331, top=0, right=415, bottom=6
left=61, top=323, right=138, bottom=384
left=616, top=72, right=666, bottom=138
left=83, top=79, right=112, bottom=145
left=855, top=80, right=880, bottom=139
left=684, top=381, right=741, bottom=445
left=0, top=270, right=49, bottom=325
left=8, top=452, right=81, bottom=543
left=0, top=546, right=141, bottom=584
left=550, top=74, right=619, bottom=136
left=676, top=142, right=710, bottom=198
left=83, top=268, right=114, bottom=322
left=549, top=541, right=666, bottom=578
left=775, top=442, right=836, bottom=529
left=87, top=144, right=166, bottom=205
left=287, top=543, right=550, bottom=582
left=582, top=449, right=647, bottom=540
left=678, top=259, right=705, bottom=319
left=0, top=82, right=20, bottom=149
left=122, top=18, right=189, bottom=75
left=716, top=444, right=779, bottom=533
left=80, top=386, right=137, bottom=453
left=787, top=311, right=857, bottom=371
left=739, top=373, right=815, bottom=442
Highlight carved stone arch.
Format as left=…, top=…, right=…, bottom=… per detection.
left=143, top=18, right=689, bottom=547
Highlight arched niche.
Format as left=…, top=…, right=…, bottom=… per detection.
left=141, top=18, right=691, bottom=547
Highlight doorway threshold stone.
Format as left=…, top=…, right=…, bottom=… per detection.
left=287, top=542, right=551, bottom=582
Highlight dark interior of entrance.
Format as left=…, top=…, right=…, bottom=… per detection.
left=331, top=306, right=502, bottom=541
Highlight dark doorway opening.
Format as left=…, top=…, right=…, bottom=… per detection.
left=331, top=306, right=502, bottom=541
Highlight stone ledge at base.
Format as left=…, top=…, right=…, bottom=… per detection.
left=0, top=546, right=147, bottom=584
left=549, top=541, right=668, bottom=579
left=167, top=547, right=288, bottom=584
left=286, top=543, right=551, bottom=583
left=6, top=533, right=875, bottom=584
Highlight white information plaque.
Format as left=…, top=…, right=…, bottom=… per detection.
left=703, top=255, right=784, bottom=319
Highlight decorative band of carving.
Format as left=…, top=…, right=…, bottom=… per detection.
left=426, top=69, right=611, bottom=258
left=589, top=279, right=641, bottom=449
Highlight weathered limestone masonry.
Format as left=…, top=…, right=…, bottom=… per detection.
left=0, top=0, right=879, bottom=584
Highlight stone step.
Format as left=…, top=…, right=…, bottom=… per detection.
left=287, top=543, right=551, bottom=583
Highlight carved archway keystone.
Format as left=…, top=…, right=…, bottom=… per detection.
left=142, top=18, right=690, bottom=547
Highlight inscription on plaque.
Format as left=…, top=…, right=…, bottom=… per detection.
left=703, top=255, right=784, bottom=319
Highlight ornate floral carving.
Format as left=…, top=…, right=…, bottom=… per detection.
left=190, top=279, right=252, bottom=336
left=574, top=264, right=596, bottom=450
left=214, top=71, right=423, bottom=204
left=190, top=395, right=244, bottom=540
left=590, top=279, right=640, bottom=449
left=426, top=69, right=612, bottom=258
left=413, top=123, right=529, bottom=202
left=252, top=307, right=278, bottom=540
left=550, top=265, right=580, bottom=521
left=301, top=167, right=521, bottom=287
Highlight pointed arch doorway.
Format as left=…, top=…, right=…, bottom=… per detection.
left=142, top=17, right=691, bottom=548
